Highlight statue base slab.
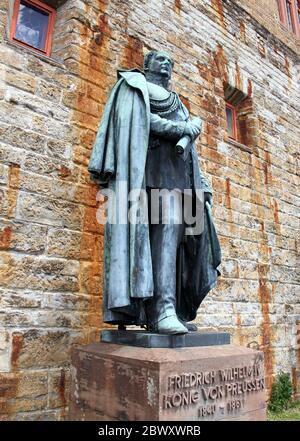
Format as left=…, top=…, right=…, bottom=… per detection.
left=101, top=329, right=230, bottom=348
left=69, top=342, right=267, bottom=421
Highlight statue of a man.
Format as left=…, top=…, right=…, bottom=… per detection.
left=88, top=51, right=221, bottom=335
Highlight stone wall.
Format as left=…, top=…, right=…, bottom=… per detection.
left=235, top=0, right=300, bottom=54
left=0, top=0, right=299, bottom=419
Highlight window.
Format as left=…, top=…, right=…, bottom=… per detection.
left=287, top=0, right=296, bottom=31
left=10, top=0, right=56, bottom=56
left=224, top=83, right=255, bottom=151
left=277, top=0, right=300, bottom=37
left=225, top=103, right=237, bottom=140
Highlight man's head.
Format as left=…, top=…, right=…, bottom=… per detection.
left=144, top=51, right=174, bottom=81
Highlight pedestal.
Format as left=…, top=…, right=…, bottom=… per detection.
left=69, top=340, right=267, bottom=421
left=101, top=329, right=231, bottom=348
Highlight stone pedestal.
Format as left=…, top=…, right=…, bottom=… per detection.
left=69, top=342, right=267, bottom=421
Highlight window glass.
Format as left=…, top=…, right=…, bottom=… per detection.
left=285, top=0, right=295, bottom=31
left=14, top=1, right=49, bottom=51
left=226, top=105, right=235, bottom=139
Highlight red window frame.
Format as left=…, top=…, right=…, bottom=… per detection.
left=10, top=0, right=56, bottom=56
left=225, top=102, right=238, bottom=141
left=277, top=0, right=300, bottom=37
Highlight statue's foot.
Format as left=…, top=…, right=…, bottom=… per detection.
left=179, top=320, right=198, bottom=332
left=157, top=315, right=188, bottom=335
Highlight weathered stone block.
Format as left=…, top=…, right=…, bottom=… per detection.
left=0, top=289, right=42, bottom=309
left=0, top=330, right=10, bottom=372
left=16, top=192, right=84, bottom=229
left=0, top=254, right=79, bottom=292
left=47, top=228, right=97, bottom=260
left=0, top=46, right=24, bottom=70
left=0, top=409, right=61, bottom=421
left=0, top=371, right=48, bottom=414
left=48, top=368, right=70, bottom=409
left=10, top=329, right=79, bottom=369
left=4, top=68, right=36, bottom=93
left=46, top=138, right=72, bottom=159
left=43, top=292, right=97, bottom=311
left=0, top=221, right=47, bottom=253
left=36, top=80, right=63, bottom=102
left=0, top=162, right=8, bottom=185
left=23, top=153, right=79, bottom=182
left=69, top=343, right=266, bottom=421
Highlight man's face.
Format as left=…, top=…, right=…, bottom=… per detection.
left=148, top=52, right=173, bottom=79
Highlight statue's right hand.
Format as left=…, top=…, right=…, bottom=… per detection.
left=191, top=117, right=202, bottom=131
left=183, top=120, right=202, bottom=140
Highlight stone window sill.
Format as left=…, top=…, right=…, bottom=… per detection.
left=4, top=37, right=65, bottom=69
left=225, top=138, right=253, bottom=154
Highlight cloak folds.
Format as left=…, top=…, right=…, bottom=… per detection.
left=88, top=70, right=221, bottom=325
left=177, top=202, right=221, bottom=323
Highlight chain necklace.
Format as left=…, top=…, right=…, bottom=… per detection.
left=150, top=92, right=180, bottom=116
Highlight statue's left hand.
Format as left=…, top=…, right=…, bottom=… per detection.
left=204, top=192, right=213, bottom=207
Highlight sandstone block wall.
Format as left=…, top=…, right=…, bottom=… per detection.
left=0, top=0, right=299, bottom=419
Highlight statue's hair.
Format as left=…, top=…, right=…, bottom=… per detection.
left=143, top=50, right=174, bottom=71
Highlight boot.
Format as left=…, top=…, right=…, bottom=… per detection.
left=157, top=315, right=188, bottom=335
left=179, top=319, right=198, bottom=332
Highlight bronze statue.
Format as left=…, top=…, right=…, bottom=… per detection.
left=88, top=51, right=221, bottom=335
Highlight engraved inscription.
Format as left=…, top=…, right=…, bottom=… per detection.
left=162, top=361, right=265, bottom=419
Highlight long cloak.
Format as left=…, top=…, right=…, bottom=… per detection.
left=88, top=70, right=221, bottom=325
